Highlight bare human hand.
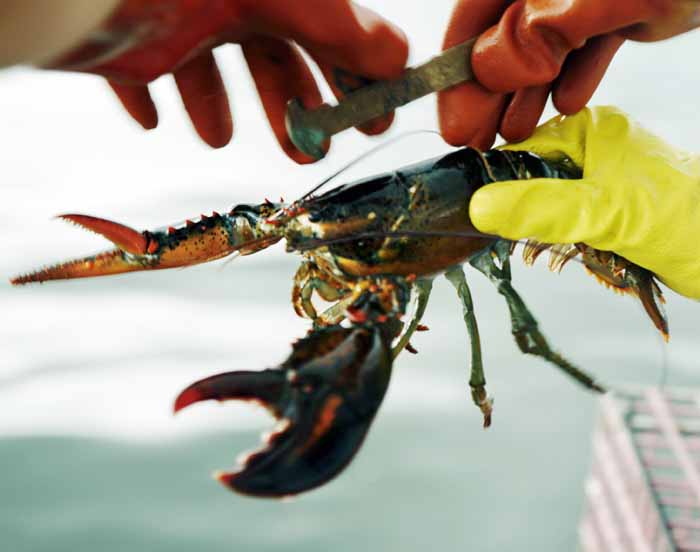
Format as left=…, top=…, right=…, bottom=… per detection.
left=48, top=0, right=408, bottom=161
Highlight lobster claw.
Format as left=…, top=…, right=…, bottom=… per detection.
left=174, top=324, right=393, bottom=497
left=11, top=207, right=282, bottom=285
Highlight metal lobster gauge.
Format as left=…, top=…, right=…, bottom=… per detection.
left=579, top=387, right=700, bottom=551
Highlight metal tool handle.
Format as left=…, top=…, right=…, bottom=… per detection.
left=285, top=39, right=476, bottom=160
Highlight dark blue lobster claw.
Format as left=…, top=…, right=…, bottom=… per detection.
left=174, top=324, right=393, bottom=497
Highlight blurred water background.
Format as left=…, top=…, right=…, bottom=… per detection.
left=2, top=3, right=700, bottom=550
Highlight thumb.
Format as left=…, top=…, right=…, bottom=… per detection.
left=469, top=177, right=604, bottom=244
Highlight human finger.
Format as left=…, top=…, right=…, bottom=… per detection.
left=469, top=177, right=601, bottom=244
left=242, top=36, right=325, bottom=164
left=552, top=34, right=625, bottom=115
left=499, top=84, right=550, bottom=142
left=437, top=0, right=510, bottom=148
left=249, top=0, right=408, bottom=79
left=109, top=81, right=158, bottom=130
left=173, top=51, right=232, bottom=148
left=315, top=62, right=394, bottom=136
left=473, top=0, right=659, bottom=93
left=438, top=83, right=506, bottom=150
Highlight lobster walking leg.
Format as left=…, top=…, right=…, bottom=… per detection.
left=292, top=261, right=346, bottom=321
left=392, top=278, right=432, bottom=359
left=316, top=294, right=356, bottom=326
left=445, top=265, right=493, bottom=428
left=470, top=241, right=605, bottom=393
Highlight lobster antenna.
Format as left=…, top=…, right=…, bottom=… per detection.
left=298, top=130, right=442, bottom=201
left=218, top=250, right=241, bottom=272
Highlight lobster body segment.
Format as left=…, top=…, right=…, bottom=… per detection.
left=291, top=148, right=581, bottom=279
left=12, top=146, right=668, bottom=497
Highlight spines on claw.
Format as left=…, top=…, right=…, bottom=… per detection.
left=11, top=214, right=157, bottom=284
left=11, top=207, right=282, bottom=285
left=59, top=214, right=153, bottom=254
left=11, top=215, right=157, bottom=284
left=10, top=250, right=140, bottom=285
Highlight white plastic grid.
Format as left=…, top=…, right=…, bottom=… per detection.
left=579, top=387, right=700, bottom=552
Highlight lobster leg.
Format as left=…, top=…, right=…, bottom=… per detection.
left=445, top=265, right=493, bottom=428
left=470, top=241, right=605, bottom=393
left=316, top=294, right=356, bottom=326
left=292, top=261, right=346, bottom=321
left=391, top=278, right=432, bottom=359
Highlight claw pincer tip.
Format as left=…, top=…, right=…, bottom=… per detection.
left=173, top=387, right=205, bottom=414
left=58, top=214, right=149, bottom=254
left=173, top=325, right=394, bottom=497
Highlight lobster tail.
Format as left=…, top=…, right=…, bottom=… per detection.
left=635, top=274, right=668, bottom=340
left=522, top=240, right=669, bottom=340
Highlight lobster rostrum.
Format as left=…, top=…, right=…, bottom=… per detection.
left=12, top=147, right=668, bottom=497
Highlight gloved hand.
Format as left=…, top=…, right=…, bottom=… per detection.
left=438, top=0, right=700, bottom=150
left=469, top=106, right=700, bottom=299
left=47, top=0, right=408, bottom=159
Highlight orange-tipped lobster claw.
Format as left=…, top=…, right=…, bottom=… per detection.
left=61, top=214, right=154, bottom=254
left=174, top=323, right=394, bottom=497
left=11, top=204, right=283, bottom=285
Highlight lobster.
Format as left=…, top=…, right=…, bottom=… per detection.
left=11, top=147, right=667, bottom=498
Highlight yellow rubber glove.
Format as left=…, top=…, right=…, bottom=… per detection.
left=469, top=106, right=700, bottom=299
